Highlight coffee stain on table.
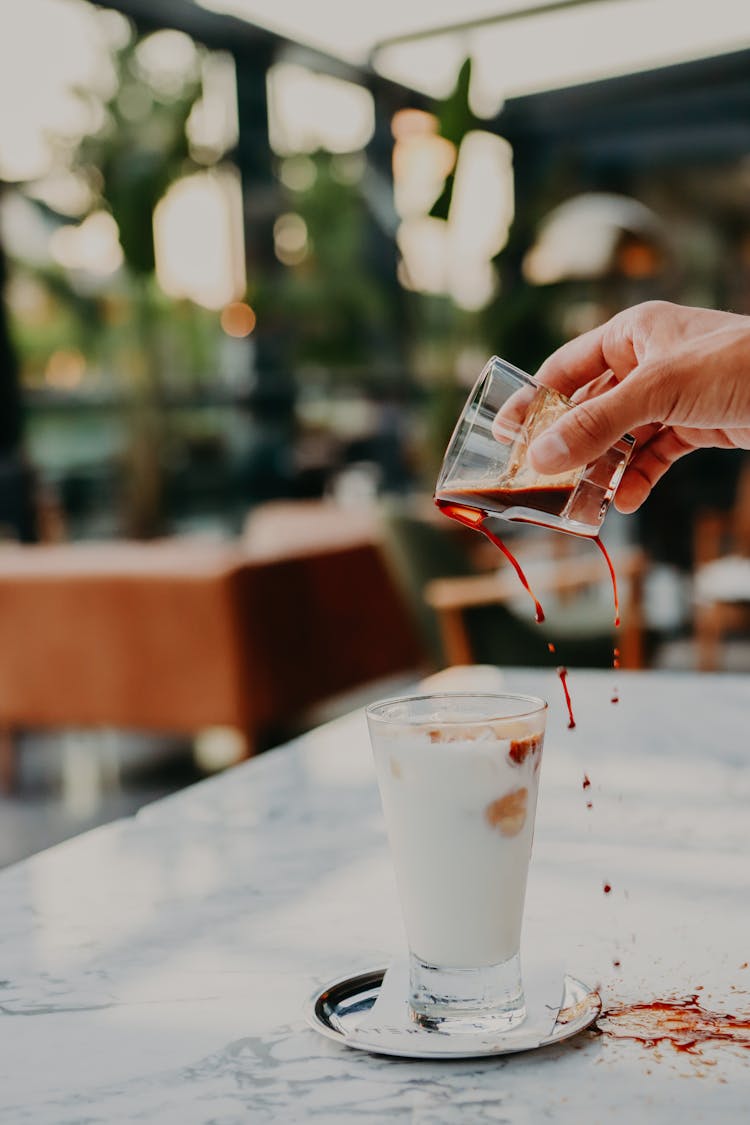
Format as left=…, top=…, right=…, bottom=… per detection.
left=597, top=995, right=750, bottom=1055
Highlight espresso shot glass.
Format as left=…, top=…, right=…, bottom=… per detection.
left=435, top=356, right=634, bottom=537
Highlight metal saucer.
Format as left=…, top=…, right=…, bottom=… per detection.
left=306, top=967, right=601, bottom=1059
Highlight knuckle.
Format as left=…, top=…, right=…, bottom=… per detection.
left=640, top=359, right=676, bottom=414
left=628, top=462, right=655, bottom=489
left=639, top=299, right=673, bottom=319
left=570, top=399, right=606, bottom=444
left=632, top=300, right=674, bottom=332
left=648, top=443, right=672, bottom=469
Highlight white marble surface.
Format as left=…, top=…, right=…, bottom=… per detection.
left=0, top=669, right=749, bottom=1123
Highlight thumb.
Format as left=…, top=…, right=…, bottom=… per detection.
left=528, top=382, right=645, bottom=473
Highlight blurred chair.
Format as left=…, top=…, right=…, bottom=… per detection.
left=692, top=458, right=750, bottom=670
left=0, top=533, right=424, bottom=792
left=378, top=499, right=646, bottom=670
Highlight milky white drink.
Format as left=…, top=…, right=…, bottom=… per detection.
left=366, top=693, right=547, bottom=1028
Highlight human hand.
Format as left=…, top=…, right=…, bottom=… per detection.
left=527, top=301, right=750, bottom=512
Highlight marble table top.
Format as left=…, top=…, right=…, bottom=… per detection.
left=0, top=669, right=748, bottom=1123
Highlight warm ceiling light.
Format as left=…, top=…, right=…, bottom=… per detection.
left=220, top=301, right=256, bottom=337
left=153, top=169, right=246, bottom=309
left=391, top=108, right=438, bottom=141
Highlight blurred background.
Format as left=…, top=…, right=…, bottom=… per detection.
left=1, top=0, right=750, bottom=863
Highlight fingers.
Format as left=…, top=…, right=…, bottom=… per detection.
left=627, top=421, right=663, bottom=449
left=528, top=379, right=649, bottom=473
left=569, top=369, right=618, bottom=404
left=533, top=324, right=608, bottom=397
left=492, top=384, right=536, bottom=442
left=535, top=307, right=646, bottom=398
left=614, top=428, right=696, bottom=513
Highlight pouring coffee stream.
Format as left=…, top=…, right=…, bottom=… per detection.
left=434, top=489, right=622, bottom=728
left=433, top=356, right=633, bottom=724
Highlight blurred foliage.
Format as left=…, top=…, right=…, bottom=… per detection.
left=258, top=153, right=395, bottom=369
left=482, top=283, right=565, bottom=376
left=9, top=265, right=102, bottom=380
left=69, top=31, right=208, bottom=534
left=429, top=57, right=478, bottom=223
left=10, top=24, right=215, bottom=396
left=426, top=54, right=565, bottom=375
left=74, top=37, right=201, bottom=277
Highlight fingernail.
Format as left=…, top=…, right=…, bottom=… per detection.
left=529, top=430, right=570, bottom=471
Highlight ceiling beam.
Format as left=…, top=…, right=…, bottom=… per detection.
left=101, top=0, right=422, bottom=99
left=372, top=0, right=625, bottom=51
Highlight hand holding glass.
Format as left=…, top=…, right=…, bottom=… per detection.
left=435, top=356, right=634, bottom=537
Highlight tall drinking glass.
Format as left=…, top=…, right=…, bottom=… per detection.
left=366, top=691, right=547, bottom=1032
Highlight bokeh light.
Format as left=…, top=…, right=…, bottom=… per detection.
left=220, top=301, right=256, bottom=337
left=153, top=169, right=246, bottom=309
left=44, top=349, right=86, bottom=389
left=49, top=211, right=124, bottom=276
left=273, top=213, right=309, bottom=266
left=266, top=63, right=374, bottom=156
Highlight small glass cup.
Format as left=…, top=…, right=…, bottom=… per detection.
left=366, top=691, right=547, bottom=1032
left=435, top=356, right=634, bottom=537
